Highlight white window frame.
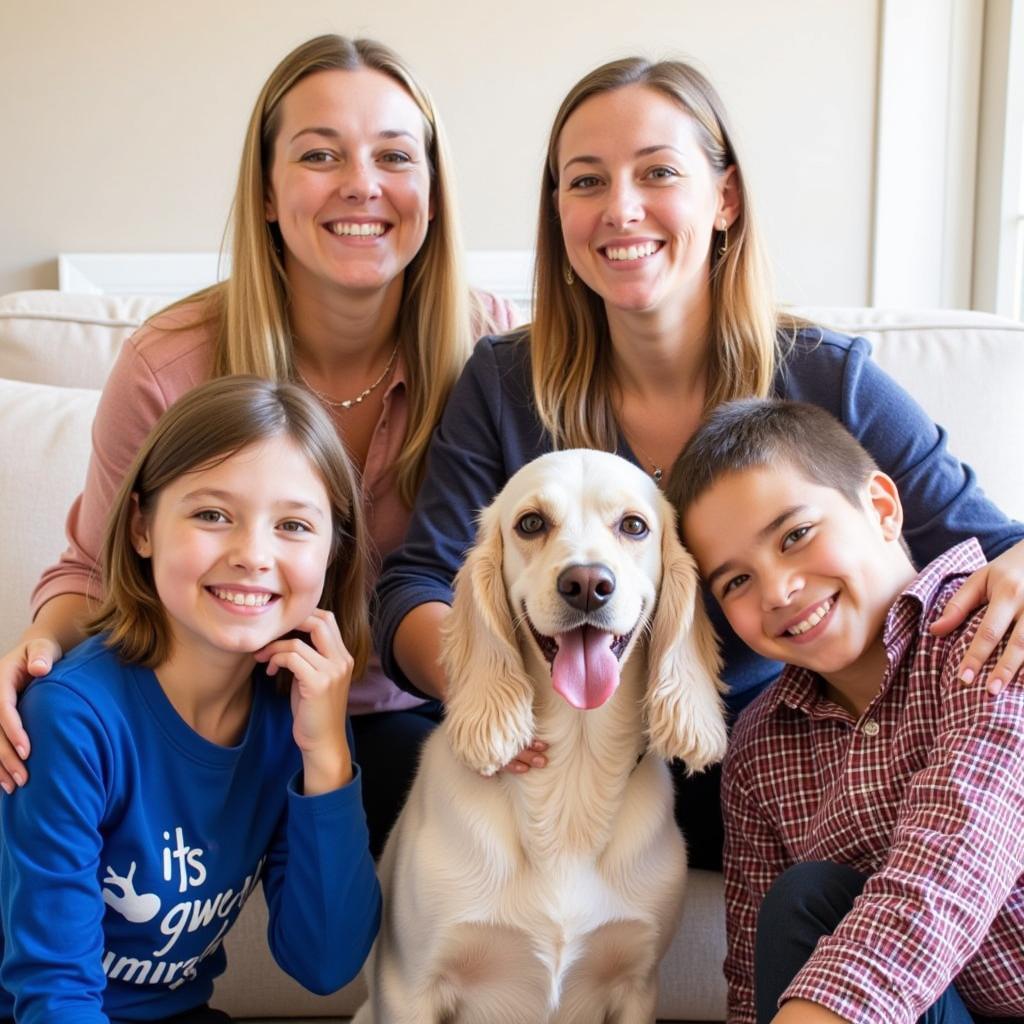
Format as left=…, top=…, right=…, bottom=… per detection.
left=972, top=0, right=1024, bottom=318
left=870, top=0, right=984, bottom=309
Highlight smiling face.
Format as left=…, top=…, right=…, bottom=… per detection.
left=682, top=462, right=915, bottom=698
left=132, top=435, right=335, bottom=671
left=264, top=67, right=433, bottom=300
left=555, top=83, right=737, bottom=327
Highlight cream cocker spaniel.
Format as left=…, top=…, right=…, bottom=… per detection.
left=354, top=449, right=727, bottom=1024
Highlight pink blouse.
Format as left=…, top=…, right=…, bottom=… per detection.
left=32, top=292, right=521, bottom=715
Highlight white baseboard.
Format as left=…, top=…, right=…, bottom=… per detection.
left=58, top=250, right=535, bottom=311
left=58, top=252, right=228, bottom=298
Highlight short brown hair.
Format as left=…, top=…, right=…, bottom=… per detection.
left=668, top=399, right=879, bottom=520
left=88, top=376, right=370, bottom=677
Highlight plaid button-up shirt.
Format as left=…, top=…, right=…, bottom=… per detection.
left=723, top=539, right=1024, bottom=1024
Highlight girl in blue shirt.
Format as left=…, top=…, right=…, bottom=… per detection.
left=0, top=376, right=380, bottom=1023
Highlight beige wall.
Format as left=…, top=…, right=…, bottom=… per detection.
left=0, top=0, right=879, bottom=305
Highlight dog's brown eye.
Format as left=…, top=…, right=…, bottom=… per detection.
left=515, top=512, right=547, bottom=537
left=620, top=515, right=649, bottom=538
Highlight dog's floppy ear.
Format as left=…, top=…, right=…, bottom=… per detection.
left=644, top=501, right=728, bottom=773
left=441, top=505, right=536, bottom=776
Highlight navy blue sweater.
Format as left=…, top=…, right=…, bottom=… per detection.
left=374, top=327, right=1024, bottom=713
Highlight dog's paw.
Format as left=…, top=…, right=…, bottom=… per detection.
left=447, top=701, right=535, bottom=777
left=679, top=710, right=729, bottom=774
left=647, top=690, right=728, bottom=773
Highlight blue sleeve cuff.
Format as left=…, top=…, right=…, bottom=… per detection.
left=286, top=761, right=365, bottom=810
left=372, top=583, right=453, bottom=698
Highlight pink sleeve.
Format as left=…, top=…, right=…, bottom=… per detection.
left=470, top=289, right=525, bottom=337
left=30, top=321, right=204, bottom=615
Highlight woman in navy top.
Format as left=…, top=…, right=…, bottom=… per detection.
left=373, top=57, right=1024, bottom=868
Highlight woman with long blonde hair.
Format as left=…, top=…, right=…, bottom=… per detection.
left=375, top=55, right=1024, bottom=866
left=0, top=34, right=518, bottom=853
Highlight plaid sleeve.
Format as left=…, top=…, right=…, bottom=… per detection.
left=722, top=736, right=793, bottom=1024
left=783, top=627, right=1024, bottom=1024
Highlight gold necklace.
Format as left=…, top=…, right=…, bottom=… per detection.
left=616, top=395, right=669, bottom=483
left=630, top=439, right=664, bottom=483
left=296, top=342, right=399, bottom=411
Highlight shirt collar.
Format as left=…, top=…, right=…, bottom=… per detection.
left=764, top=538, right=986, bottom=717
left=890, top=537, right=986, bottom=624
left=765, top=664, right=819, bottom=716
left=383, top=348, right=407, bottom=398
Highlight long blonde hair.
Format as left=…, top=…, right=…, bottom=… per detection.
left=166, top=35, right=479, bottom=504
left=89, top=376, right=371, bottom=679
left=531, top=57, right=779, bottom=451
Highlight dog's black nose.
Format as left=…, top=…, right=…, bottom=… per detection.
left=557, top=563, right=616, bottom=612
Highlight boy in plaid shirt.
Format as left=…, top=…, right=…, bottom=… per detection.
left=670, top=399, right=1024, bottom=1024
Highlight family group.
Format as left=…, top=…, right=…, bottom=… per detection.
left=0, top=31, right=1022, bottom=1024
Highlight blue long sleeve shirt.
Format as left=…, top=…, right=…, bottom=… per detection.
left=374, top=327, right=1024, bottom=713
left=0, top=635, right=381, bottom=1024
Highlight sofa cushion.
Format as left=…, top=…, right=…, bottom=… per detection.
left=3, top=294, right=1021, bottom=524
left=0, top=378, right=99, bottom=652
left=803, top=307, right=1024, bottom=520
left=3, top=293, right=1022, bottom=519
left=0, top=291, right=164, bottom=389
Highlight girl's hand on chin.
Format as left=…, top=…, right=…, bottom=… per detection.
left=254, top=609, right=354, bottom=795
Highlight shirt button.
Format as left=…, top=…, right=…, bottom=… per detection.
left=861, top=720, right=880, bottom=737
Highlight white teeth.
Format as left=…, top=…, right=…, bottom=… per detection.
left=605, top=241, right=659, bottom=261
left=330, top=222, right=385, bottom=236
left=212, top=588, right=272, bottom=607
left=786, top=598, right=834, bottom=636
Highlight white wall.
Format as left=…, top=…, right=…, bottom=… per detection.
left=0, top=0, right=879, bottom=306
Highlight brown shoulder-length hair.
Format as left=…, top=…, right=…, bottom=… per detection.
left=159, top=34, right=487, bottom=504
left=531, top=56, right=781, bottom=451
left=88, top=376, right=370, bottom=678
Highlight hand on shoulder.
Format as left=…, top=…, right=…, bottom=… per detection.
left=932, top=538, right=1024, bottom=694
left=0, top=633, right=64, bottom=790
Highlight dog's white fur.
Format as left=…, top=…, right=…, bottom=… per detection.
left=353, top=450, right=727, bottom=1024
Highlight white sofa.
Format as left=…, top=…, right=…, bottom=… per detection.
left=0, top=289, right=1022, bottom=1023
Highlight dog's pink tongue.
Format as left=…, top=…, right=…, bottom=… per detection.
left=551, top=626, right=619, bottom=709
